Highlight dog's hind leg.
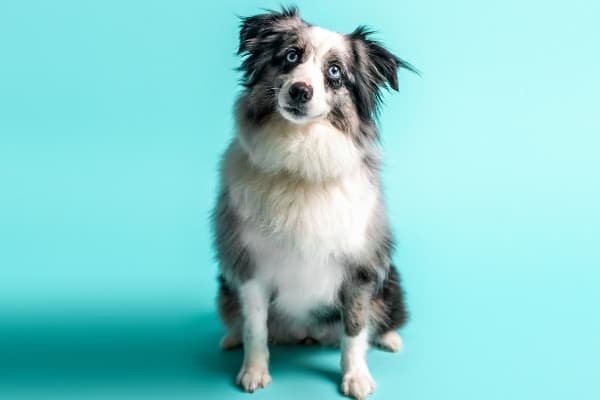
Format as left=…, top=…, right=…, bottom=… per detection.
left=220, top=329, right=242, bottom=350
left=369, top=265, right=408, bottom=352
left=372, top=330, right=403, bottom=352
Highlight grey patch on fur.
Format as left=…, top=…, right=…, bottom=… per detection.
left=370, top=265, right=408, bottom=334
left=327, top=102, right=353, bottom=133
left=310, top=305, right=342, bottom=325
left=217, top=275, right=242, bottom=330
left=211, top=189, right=254, bottom=284
left=340, top=272, right=376, bottom=337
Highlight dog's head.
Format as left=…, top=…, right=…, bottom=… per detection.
left=234, top=7, right=416, bottom=182
left=237, top=7, right=416, bottom=127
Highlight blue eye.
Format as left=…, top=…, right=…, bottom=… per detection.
left=328, top=64, right=341, bottom=79
left=286, top=50, right=299, bottom=63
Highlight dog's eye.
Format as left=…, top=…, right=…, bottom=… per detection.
left=327, top=64, right=341, bottom=79
left=285, top=50, right=299, bottom=63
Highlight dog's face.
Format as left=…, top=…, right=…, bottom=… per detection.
left=274, top=25, right=348, bottom=124
left=238, top=7, right=415, bottom=128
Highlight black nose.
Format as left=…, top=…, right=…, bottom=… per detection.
left=288, top=82, right=313, bottom=103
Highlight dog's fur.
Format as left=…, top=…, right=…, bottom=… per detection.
left=212, top=7, right=415, bottom=399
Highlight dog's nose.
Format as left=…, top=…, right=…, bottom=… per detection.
left=288, top=82, right=313, bottom=103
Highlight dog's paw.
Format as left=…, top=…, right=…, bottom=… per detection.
left=341, top=369, right=375, bottom=399
left=374, top=330, right=403, bottom=352
left=236, top=363, right=272, bottom=392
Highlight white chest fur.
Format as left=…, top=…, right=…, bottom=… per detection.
left=225, top=141, right=377, bottom=319
left=226, top=141, right=377, bottom=256
left=241, top=225, right=346, bottom=320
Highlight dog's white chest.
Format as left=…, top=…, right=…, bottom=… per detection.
left=229, top=160, right=377, bottom=254
left=233, top=168, right=377, bottom=320
left=228, top=142, right=378, bottom=319
left=244, top=227, right=346, bottom=319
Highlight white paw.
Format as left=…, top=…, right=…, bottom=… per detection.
left=236, top=363, right=272, bottom=392
left=375, top=330, right=403, bottom=352
left=341, top=369, right=375, bottom=399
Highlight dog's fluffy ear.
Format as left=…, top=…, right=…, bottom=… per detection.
left=238, top=6, right=299, bottom=55
left=349, top=26, right=417, bottom=119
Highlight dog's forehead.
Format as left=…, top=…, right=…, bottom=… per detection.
left=306, top=26, right=348, bottom=58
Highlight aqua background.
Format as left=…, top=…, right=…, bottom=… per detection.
left=1, top=0, right=599, bottom=399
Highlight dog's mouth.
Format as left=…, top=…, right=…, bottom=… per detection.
left=282, top=105, right=307, bottom=117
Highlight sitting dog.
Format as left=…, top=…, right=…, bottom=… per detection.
left=212, top=7, right=415, bottom=399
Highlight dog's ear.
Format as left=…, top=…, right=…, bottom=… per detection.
left=349, top=26, right=417, bottom=118
left=238, top=7, right=299, bottom=55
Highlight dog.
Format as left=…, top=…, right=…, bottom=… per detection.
left=212, top=7, right=416, bottom=399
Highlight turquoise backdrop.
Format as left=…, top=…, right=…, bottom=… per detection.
left=1, top=0, right=599, bottom=399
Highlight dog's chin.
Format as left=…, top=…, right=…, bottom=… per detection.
left=278, top=105, right=325, bottom=125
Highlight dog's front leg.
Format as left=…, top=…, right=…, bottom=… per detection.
left=236, top=280, right=271, bottom=392
left=340, top=271, right=377, bottom=399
